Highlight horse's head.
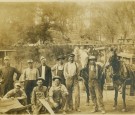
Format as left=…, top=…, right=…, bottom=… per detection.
left=106, top=51, right=121, bottom=75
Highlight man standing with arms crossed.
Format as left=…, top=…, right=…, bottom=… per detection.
left=64, top=54, right=81, bottom=112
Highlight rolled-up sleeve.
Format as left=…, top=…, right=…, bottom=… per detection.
left=3, top=90, right=14, bottom=98
left=61, top=85, right=68, bottom=95
left=49, top=87, right=55, bottom=104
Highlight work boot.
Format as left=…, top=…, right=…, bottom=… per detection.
left=68, top=108, right=72, bottom=112
left=76, top=108, right=81, bottom=112
left=86, top=102, right=90, bottom=106
left=62, top=111, right=67, bottom=115
left=122, top=108, right=126, bottom=112
left=91, top=109, right=98, bottom=113
left=101, top=110, right=106, bottom=114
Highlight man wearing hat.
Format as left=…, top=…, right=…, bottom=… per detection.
left=38, top=56, right=52, bottom=88
left=64, top=53, right=81, bottom=112
left=21, top=59, right=39, bottom=104
left=51, top=55, right=66, bottom=85
left=3, top=82, right=27, bottom=104
left=88, top=56, right=105, bottom=114
left=31, top=77, right=48, bottom=114
left=49, top=76, right=68, bottom=114
left=0, top=56, right=21, bottom=96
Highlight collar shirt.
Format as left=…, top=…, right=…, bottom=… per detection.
left=22, top=68, right=39, bottom=81
left=66, top=62, right=78, bottom=77
left=41, top=66, right=45, bottom=80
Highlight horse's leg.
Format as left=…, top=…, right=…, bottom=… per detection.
left=113, top=87, right=118, bottom=109
left=84, top=81, right=90, bottom=106
left=122, top=84, right=126, bottom=112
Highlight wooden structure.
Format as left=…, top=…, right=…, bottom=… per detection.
left=118, top=38, right=133, bottom=44
left=0, top=50, right=16, bottom=66
left=117, top=52, right=135, bottom=65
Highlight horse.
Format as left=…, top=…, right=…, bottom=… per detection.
left=80, top=67, right=90, bottom=106
left=105, top=51, right=135, bottom=112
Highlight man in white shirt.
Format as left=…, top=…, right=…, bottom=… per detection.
left=38, top=56, right=52, bottom=88
left=21, top=59, right=39, bottom=104
left=64, top=54, right=81, bottom=112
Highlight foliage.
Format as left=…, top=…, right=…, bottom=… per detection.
left=0, top=2, right=135, bottom=46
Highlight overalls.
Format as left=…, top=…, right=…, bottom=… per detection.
left=52, top=85, right=67, bottom=111
left=56, top=65, right=66, bottom=85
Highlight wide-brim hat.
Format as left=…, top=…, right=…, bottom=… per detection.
left=53, top=76, right=62, bottom=81
left=57, top=55, right=65, bottom=60
left=68, top=53, right=75, bottom=57
left=36, top=77, right=45, bottom=82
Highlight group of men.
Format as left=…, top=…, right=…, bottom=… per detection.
left=0, top=48, right=106, bottom=114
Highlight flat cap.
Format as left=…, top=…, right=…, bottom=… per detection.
left=4, top=56, right=10, bottom=60
left=40, top=56, right=46, bottom=61
left=27, top=59, right=33, bottom=63
left=89, top=56, right=96, bottom=60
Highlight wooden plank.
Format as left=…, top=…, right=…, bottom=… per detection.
left=39, top=99, right=55, bottom=115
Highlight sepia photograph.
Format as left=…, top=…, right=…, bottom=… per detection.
left=0, top=0, right=135, bottom=114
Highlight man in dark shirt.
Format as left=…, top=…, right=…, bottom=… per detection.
left=38, top=56, right=52, bottom=88
left=0, top=56, right=21, bottom=96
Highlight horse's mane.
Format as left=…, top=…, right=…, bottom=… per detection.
left=109, top=53, right=135, bottom=80
left=109, top=53, right=120, bottom=74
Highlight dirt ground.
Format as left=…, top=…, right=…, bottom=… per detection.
left=57, top=90, right=135, bottom=115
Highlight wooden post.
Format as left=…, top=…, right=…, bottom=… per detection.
left=4, top=51, right=7, bottom=56
left=130, top=58, right=132, bottom=65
